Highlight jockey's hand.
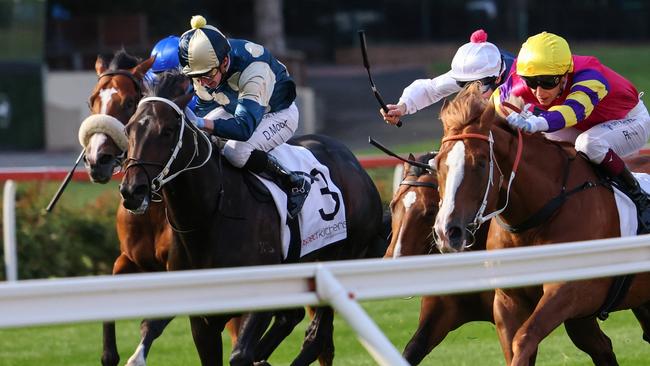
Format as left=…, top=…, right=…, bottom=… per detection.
left=380, top=103, right=406, bottom=126
left=506, top=111, right=549, bottom=133
left=184, top=106, right=205, bottom=129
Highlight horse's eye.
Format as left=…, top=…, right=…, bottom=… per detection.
left=162, top=127, right=175, bottom=137
left=477, top=160, right=487, bottom=169
left=124, top=99, right=135, bottom=110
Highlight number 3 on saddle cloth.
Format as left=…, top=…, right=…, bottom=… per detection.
left=248, top=144, right=347, bottom=262
left=612, top=172, right=650, bottom=236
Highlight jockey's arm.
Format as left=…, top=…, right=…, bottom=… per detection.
left=203, top=62, right=275, bottom=141
left=398, top=72, right=460, bottom=115
left=541, top=69, right=609, bottom=131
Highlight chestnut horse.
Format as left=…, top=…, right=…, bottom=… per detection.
left=81, top=51, right=239, bottom=366
left=433, top=83, right=650, bottom=365
left=385, top=152, right=650, bottom=365
left=119, top=72, right=384, bottom=365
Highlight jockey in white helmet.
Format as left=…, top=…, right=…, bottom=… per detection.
left=381, top=29, right=514, bottom=125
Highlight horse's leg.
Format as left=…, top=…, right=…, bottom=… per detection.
left=226, top=317, right=242, bottom=348
left=510, top=282, right=609, bottom=366
left=124, top=318, right=174, bottom=366
left=230, top=312, right=274, bottom=366
left=564, top=317, right=618, bottom=365
left=632, top=304, right=650, bottom=344
left=403, top=295, right=490, bottom=365
left=254, top=307, right=305, bottom=362
left=493, top=289, right=533, bottom=365
left=290, top=306, right=335, bottom=366
left=190, top=315, right=228, bottom=366
left=102, top=254, right=140, bottom=366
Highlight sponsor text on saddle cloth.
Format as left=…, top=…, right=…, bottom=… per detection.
left=615, top=172, right=650, bottom=236
left=255, top=144, right=347, bottom=259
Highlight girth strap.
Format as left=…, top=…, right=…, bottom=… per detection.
left=595, top=274, right=635, bottom=321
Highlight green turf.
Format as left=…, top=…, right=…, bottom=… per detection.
left=0, top=300, right=648, bottom=365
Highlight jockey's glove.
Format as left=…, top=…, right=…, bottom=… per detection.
left=506, top=110, right=549, bottom=133
left=184, top=106, right=205, bottom=129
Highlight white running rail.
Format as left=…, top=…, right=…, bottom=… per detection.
left=3, top=180, right=17, bottom=282
left=1, top=235, right=650, bottom=365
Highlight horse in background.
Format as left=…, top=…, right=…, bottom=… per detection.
left=79, top=51, right=239, bottom=366
left=433, top=83, right=650, bottom=365
left=119, top=71, right=384, bottom=365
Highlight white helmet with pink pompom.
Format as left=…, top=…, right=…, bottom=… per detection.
left=448, top=29, right=503, bottom=82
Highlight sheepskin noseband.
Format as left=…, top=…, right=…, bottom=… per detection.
left=78, top=114, right=128, bottom=152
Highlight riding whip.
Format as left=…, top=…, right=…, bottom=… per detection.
left=44, top=149, right=85, bottom=213
left=358, top=30, right=402, bottom=127
left=368, top=137, right=434, bottom=171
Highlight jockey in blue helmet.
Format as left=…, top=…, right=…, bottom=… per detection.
left=178, top=15, right=309, bottom=220
left=144, top=36, right=181, bottom=85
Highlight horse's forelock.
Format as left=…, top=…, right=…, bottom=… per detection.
left=440, top=83, right=487, bottom=130
left=144, top=70, right=188, bottom=99
left=109, top=49, right=140, bottom=70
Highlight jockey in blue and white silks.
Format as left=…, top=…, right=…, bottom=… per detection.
left=381, top=29, right=514, bottom=126
left=178, top=15, right=309, bottom=220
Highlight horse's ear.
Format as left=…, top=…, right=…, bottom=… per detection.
left=131, top=56, right=156, bottom=80
left=480, top=100, right=497, bottom=128
left=174, top=94, right=194, bottom=111
left=440, top=98, right=448, bottom=113
left=95, top=56, right=107, bottom=76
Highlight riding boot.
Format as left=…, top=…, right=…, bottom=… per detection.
left=259, top=153, right=311, bottom=220
left=613, top=167, right=650, bottom=233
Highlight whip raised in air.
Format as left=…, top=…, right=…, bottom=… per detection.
left=358, top=30, right=402, bottom=127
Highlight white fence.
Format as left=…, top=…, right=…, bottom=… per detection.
left=1, top=234, right=650, bottom=365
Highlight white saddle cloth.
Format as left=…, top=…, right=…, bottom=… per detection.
left=613, top=172, right=650, bottom=236
left=254, top=143, right=348, bottom=259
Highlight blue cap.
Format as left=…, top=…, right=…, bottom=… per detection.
left=150, top=36, right=181, bottom=73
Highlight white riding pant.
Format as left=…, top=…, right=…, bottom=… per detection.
left=544, top=100, right=650, bottom=163
left=204, top=102, right=299, bottom=168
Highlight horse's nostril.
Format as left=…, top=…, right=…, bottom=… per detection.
left=447, top=226, right=463, bottom=241
left=133, top=184, right=149, bottom=198
left=98, top=154, right=114, bottom=165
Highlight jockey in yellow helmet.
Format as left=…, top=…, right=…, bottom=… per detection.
left=495, top=31, right=650, bottom=231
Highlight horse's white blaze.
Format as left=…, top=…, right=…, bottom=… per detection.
left=392, top=191, right=417, bottom=258
left=434, top=141, right=465, bottom=239
left=138, top=116, right=149, bottom=126
left=86, top=133, right=108, bottom=162
left=402, top=191, right=417, bottom=210
left=99, top=87, right=117, bottom=114
left=392, top=227, right=403, bottom=258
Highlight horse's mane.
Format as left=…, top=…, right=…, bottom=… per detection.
left=144, top=70, right=188, bottom=99
left=440, top=83, right=488, bottom=130
left=100, top=49, right=140, bottom=71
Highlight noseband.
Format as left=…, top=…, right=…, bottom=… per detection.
left=440, top=129, right=523, bottom=235
left=124, top=96, right=213, bottom=194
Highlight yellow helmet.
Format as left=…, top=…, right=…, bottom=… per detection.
left=516, top=32, right=573, bottom=76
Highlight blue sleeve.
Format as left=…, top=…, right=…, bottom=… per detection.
left=193, top=96, right=219, bottom=118
left=187, top=95, right=198, bottom=112
left=212, top=98, right=267, bottom=141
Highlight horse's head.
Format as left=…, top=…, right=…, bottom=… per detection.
left=79, top=51, right=154, bottom=183
left=384, top=153, right=439, bottom=258
left=433, top=83, right=503, bottom=253
left=119, top=71, right=198, bottom=214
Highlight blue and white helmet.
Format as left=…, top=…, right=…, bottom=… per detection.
left=178, top=15, right=231, bottom=77
left=144, top=35, right=181, bottom=85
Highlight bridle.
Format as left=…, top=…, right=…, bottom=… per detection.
left=97, top=70, right=143, bottom=97
left=440, top=128, right=523, bottom=236
left=123, top=96, right=213, bottom=197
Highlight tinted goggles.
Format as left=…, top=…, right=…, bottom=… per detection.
left=521, top=75, right=562, bottom=90
left=455, top=76, right=498, bottom=89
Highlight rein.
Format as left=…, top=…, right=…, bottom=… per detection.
left=441, top=129, right=523, bottom=235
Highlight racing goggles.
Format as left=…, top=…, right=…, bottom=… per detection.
left=521, top=75, right=562, bottom=90
left=456, top=76, right=498, bottom=89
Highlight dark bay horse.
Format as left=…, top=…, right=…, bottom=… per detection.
left=119, top=72, right=384, bottom=365
left=80, top=51, right=240, bottom=366
left=433, top=83, right=650, bottom=366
